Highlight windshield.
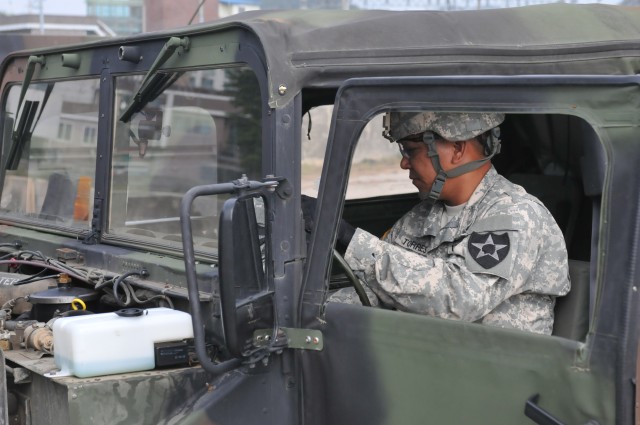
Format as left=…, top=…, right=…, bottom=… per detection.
left=0, top=79, right=100, bottom=230
left=108, top=65, right=262, bottom=253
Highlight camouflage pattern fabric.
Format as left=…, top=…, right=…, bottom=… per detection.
left=383, top=112, right=505, bottom=142
left=329, top=167, right=570, bottom=335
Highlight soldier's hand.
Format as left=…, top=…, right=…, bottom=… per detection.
left=302, top=195, right=355, bottom=246
left=337, top=219, right=355, bottom=247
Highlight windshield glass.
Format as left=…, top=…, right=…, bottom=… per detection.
left=109, top=65, right=262, bottom=254
left=0, top=79, right=100, bottom=230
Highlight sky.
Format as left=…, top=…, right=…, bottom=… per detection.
left=0, top=0, right=87, bottom=16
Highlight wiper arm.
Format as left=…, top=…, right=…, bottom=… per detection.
left=121, top=71, right=181, bottom=124
left=5, top=56, right=48, bottom=171
left=15, top=55, right=45, bottom=120
left=119, top=37, right=190, bottom=123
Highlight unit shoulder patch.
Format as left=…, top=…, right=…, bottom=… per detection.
left=467, top=232, right=510, bottom=269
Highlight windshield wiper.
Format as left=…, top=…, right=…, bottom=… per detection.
left=5, top=55, right=51, bottom=170
left=119, top=37, right=190, bottom=123
left=6, top=100, right=38, bottom=170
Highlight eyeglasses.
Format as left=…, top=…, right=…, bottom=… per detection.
left=397, top=132, right=441, bottom=159
left=397, top=142, right=414, bottom=159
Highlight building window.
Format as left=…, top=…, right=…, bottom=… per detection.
left=58, top=123, right=72, bottom=140
left=84, top=127, right=97, bottom=144
left=202, top=77, right=214, bottom=89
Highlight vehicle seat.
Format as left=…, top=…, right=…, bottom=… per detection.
left=552, top=259, right=590, bottom=340
left=39, top=172, right=75, bottom=221
left=507, top=173, right=581, bottom=248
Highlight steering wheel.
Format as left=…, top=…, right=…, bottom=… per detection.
left=332, top=249, right=371, bottom=306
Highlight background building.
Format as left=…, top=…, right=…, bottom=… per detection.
left=0, top=14, right=114, bottom=36
left=0, top=14, right=112, bottom=60
left=144, top=0, right=219, bottom=32
left=218, top=0, right=260, bottom=19
left=0, top=0, right=624, bottom=38
left=86, top=0, right=143, bottom=35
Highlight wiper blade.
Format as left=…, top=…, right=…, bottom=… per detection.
left=120, top=71, right=181, bottom=124
left=6, top=56, right=51, bottom=171
left=5, top=100, right=38, bottom=170
left=119, top=37, right=190, bottom=123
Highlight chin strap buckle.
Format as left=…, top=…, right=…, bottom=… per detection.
left=428, top=172, right=447, bottom=202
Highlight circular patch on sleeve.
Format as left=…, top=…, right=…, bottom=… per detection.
left=467, top=232, right=510, bottom=269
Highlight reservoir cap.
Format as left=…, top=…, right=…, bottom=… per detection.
left=115, top=308, right=146, bottom=317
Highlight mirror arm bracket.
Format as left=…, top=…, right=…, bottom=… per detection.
left=253, top=328, right=323, bottom=351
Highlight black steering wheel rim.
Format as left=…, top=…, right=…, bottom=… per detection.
left=332, top=249, right=371, bottom=306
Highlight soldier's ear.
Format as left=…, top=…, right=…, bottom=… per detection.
left=450, top=141, right=466, bottom=164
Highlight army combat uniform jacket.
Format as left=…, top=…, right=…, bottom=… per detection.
left=340, top=167, right=570, bottom=335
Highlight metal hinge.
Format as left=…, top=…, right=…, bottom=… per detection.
left=253, top=328, right=323, bottom=351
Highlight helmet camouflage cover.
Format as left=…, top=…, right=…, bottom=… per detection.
left=383, top=112, right=505, bottom=142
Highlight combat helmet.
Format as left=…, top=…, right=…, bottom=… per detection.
left=382, top=111, right=504, bottom=205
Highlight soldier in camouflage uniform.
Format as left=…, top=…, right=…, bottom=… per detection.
left=326, top=112, right=570, bottom=335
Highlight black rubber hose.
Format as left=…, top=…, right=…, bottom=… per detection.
left=112, top=270, right=148, bottom=307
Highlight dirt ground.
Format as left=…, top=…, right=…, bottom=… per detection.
left=302, top=163, right=417, bottom=199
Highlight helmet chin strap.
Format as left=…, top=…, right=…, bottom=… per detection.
left=421, top=129, right=501, bottom=208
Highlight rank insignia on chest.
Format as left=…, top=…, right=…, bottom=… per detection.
left=467, top=232, right=510, bottom=269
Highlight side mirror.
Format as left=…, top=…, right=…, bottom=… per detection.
left=218, top=195, right=273, bottom=358
left=181, top=178, right=283, bottom=369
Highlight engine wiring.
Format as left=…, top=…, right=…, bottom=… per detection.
left=110, top=269, right=174, bottom=309
left=13, top=267, right=60, bottom=285
left=0, top=250, right=175, bottom=310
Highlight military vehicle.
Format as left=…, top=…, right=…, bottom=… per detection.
left=0, top=4, right=637, bottom=424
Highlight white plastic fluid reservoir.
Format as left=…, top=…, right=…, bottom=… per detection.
left=52, top=307, right=193, bottom=378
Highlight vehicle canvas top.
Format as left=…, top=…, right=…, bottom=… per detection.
left=224, top=4, right=640, bottom=106
left=3, top=4, right=640, bottom=108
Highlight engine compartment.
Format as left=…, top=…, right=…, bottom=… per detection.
left=0, top=226, right=217, bottom=424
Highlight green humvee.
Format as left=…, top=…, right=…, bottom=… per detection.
left=0, top=4, right=637, bottom=424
